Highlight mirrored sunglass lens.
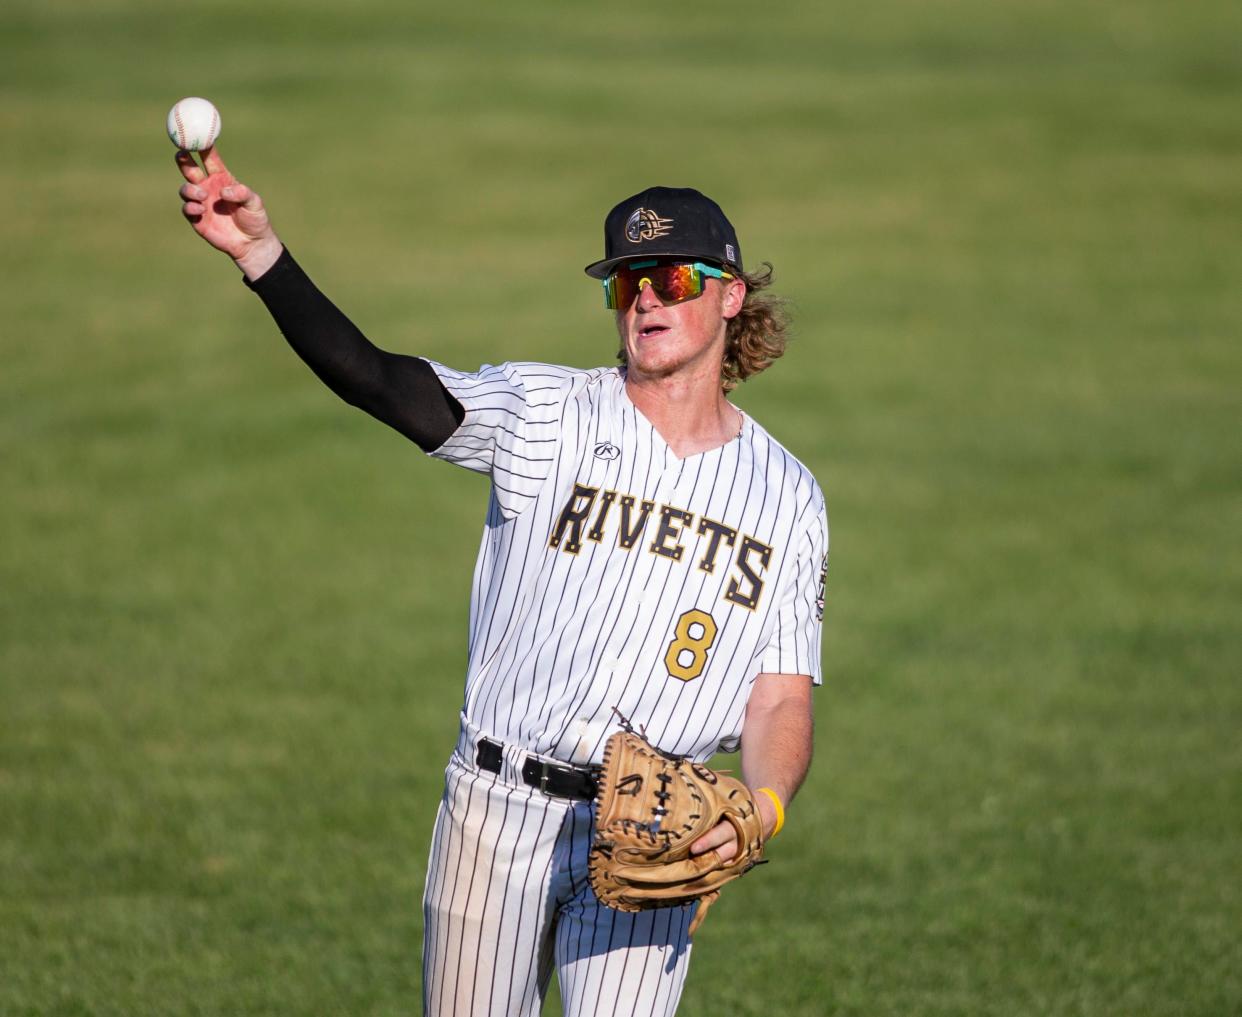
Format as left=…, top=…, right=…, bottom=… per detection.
left=607, top=272, right=644, bottom=309
left=610, top=272, right=640, bottom=308
left=655, top=264, right=700, bottom=303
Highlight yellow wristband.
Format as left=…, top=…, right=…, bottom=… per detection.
left=756, top=787, right=785, bottom=838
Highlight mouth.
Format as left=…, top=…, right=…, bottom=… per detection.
left=637, top=323, right=671, bottom=339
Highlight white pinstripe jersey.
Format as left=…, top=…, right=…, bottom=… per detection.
left=425, top=360, right=828, bottom=766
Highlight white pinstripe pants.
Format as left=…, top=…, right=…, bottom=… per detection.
left=422, top=749, right=696, bottom=1017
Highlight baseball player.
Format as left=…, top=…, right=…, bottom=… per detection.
left=176, top=145, right=827, bottom=1017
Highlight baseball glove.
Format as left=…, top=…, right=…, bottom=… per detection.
left=587, top=725, right=766, bottom=935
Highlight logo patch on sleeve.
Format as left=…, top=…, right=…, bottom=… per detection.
left=815, top=553, right=829, bottom=621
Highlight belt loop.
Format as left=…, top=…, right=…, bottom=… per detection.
left=501, top=740, right=527, bottom=787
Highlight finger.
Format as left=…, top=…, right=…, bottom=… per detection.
left=175, top=149, right=206, bottom=184
left=182, top=201, right=204, bottom=221
left=201, top=145, right=229, bottom=177
left=690, top=824, right=737, bottom=856
left=690, top=837, right=737, bottom=863
left=179, top=182, right=206, bottom=203
left=220, top=183, right=263, bottom=210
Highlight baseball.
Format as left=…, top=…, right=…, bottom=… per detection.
left=166, top=97, right=221, bottom=151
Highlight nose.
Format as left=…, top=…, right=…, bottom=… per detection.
left=634, top=277, right=665, bottom=312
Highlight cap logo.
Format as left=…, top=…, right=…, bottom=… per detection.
left=725, top=243, right=736, bottom=263
left=625, top=207, right=674, bottom=244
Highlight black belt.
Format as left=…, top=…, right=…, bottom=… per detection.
left=476, top=738, right=600, bottom=801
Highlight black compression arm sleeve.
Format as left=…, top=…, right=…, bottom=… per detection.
left=244, top=247, right=464, bottom=452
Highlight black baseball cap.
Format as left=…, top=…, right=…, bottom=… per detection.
left=583, top=187, right=743, bottom=279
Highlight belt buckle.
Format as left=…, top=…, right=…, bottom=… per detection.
left=539, top=760, right=577, bottom=799
left=536, top=759, right=580, bottom=800
left=530, top=757, right=601, bottom=800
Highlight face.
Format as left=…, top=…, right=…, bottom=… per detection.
left=611, top=262, right=747, bottom=383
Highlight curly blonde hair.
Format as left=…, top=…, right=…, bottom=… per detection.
left=615, top=263, right=790, bottom=391
left=721, top=263, right=789, bottom=391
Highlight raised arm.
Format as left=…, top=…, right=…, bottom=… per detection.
left=175, top=147, right=463, bottom=451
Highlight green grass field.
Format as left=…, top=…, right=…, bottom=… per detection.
left=2, top=1, right=1240, bottom=1013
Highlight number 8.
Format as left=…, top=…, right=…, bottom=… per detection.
left=664, top=609, right=718, bottom=682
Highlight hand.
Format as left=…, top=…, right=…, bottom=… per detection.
left=690, top=789, right=779, bottom=862
left=176, top=146, right=282, bottom=279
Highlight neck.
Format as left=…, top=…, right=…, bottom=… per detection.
left=624, top=367, right=740, bottom=458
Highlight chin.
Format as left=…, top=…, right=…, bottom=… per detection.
left=627, top=352, right=680, bottom=379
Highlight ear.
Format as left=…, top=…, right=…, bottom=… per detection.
left=720, top=275, right=747, bottom=321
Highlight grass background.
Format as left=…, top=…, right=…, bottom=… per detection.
left=2, top=0, right=1239, bottom=1014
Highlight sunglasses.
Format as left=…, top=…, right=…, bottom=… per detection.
left=602, top=260, right=735, bottom=310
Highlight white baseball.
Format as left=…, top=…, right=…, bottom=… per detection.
left=166, top=97, right=222, bottom=151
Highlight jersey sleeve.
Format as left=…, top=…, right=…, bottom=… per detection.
left=759, top=498, right=829, bottom=683
left=420, top=359, right=565, bottom=518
